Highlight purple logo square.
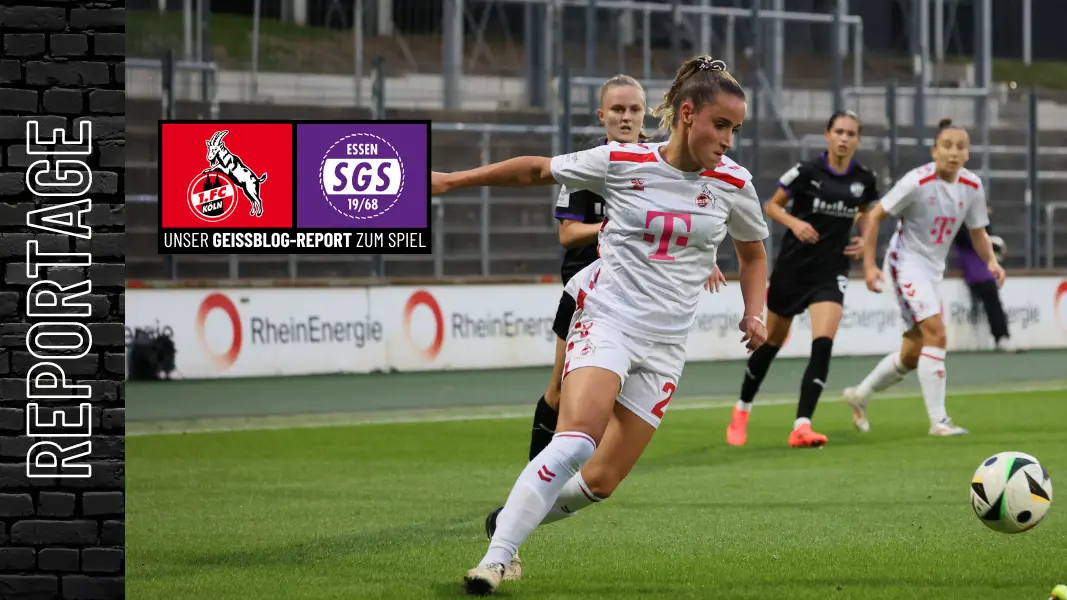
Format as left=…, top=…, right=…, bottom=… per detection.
left=296, top=122, right=429, bottom=228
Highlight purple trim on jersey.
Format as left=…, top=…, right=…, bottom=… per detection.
left=555, top=212, right=585, bottom=221
left=777, top=182, right=793, bottom=197
left=821, top=151, right=854, bottom=176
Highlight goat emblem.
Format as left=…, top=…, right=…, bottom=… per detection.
left=202, top=130, right=268, bottom=217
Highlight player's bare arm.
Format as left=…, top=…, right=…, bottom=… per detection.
left=765, top=187, right=819, bottom=244
left=968, top=226, right=1007, bottom=288
left=558, top=220, right=602, bottom=248
left=433, top=156, right=555, bottom=193
left=844, top=203, right=875, bottom=259
left=734, top=239, right=769, bottom=351
left=860, top=203, right=889, bottom=292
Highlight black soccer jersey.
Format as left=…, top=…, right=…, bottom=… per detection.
left=773, top=153, right=880, bottom=280
left=553, top=138, right=608, bottom=284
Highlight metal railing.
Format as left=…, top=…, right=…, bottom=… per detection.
left=128, top=55, right=219, bottom=118
left=141, top=1, right=873, bottom=116
left=1047, top=202, right=1067, bottom=269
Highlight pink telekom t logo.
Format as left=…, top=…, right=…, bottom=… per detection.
left=643, top=211, right=692, bottom=261
left=930, top=216, right=957, bottom=245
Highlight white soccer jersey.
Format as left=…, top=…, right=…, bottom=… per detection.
left=549, top=141, right=769, bottom=343
left=880, top=162, right=990, bottom=278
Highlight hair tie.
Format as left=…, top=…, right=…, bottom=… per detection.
left=700, top=58, right=727, bottom=72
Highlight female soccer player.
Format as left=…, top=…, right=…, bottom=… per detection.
left=504, top=74, right=725, bottom=584
left=724, top=110, right=880, bottom=448
left=526, top=75, right=649, bottom=469
left=432, top=56, right=770, bottom=595
left=843, top=118, right=1005, bottom=436
left=531, top=73, right=725, bottom=467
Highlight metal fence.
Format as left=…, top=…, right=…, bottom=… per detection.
left=127, top=1, right=1067, bottom=278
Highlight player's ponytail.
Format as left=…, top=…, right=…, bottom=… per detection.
left=653, top=55, right=745, bottom=133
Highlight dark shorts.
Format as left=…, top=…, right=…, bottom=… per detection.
left=766, top=273, right=848, bottom=318
left=552, top=291, right=577, bottom=341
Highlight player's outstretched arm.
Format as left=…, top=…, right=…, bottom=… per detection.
left=432, top=157, right=554, bottom=194
left=734, top=239, right=768, bottom=352
left=969, top=227, right=1006, bottom=288
left=860, top=204, right=889, bottom=292
left=434, top=146, right=611, bottom=196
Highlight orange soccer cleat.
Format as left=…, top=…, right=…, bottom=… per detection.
left=788, top=423, right=828, bottom=448
left=725, top=406, right=750, bottom=446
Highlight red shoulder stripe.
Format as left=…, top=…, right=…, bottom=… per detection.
left=609, top=151, right=657, bottom=163
left=701, top=170, right=746, bottom=189
left=958, top=177, right=979, bottom=189
left=918, top=174, right=937, bottom=186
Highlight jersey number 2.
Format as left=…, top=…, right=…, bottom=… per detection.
left=651, top=382, right=677, bottom=419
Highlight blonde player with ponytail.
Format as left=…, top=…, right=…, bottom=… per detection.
left=433, top=56, right=770, bottom=595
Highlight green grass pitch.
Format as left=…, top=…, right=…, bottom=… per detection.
left=129, top=385, right=1067, bottom=599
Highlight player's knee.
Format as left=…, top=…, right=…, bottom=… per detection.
left=919, top=323, right=947, bottom=348
left=580, top=464, right=624, bottom=499
left=899, top=347, right=921, bottom=370
left=763, top=313, right=791, bottom=346
left=766, top=326, right=790, bottom=346
left=926, top=332, right=948, bottom=348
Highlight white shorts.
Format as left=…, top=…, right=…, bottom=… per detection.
left=563, top=259, right=601, bottom=301
left=562, top=305, right=686, bottom=430
left=884, top=251, right=942, bottom=328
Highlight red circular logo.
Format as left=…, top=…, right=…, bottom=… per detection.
left=404, top=290, right=444, bottom=361
left=186, top=172, right=239, bottom=223
left=196, top=292, right=242, bottom=370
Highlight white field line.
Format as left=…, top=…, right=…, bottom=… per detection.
left=126, top=380, right=1067, bottom=438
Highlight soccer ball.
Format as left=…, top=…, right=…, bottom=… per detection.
left=970, top=451, right=1052, bottom=533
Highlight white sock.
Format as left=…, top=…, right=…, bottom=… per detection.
left=736, top=400, right=752, bottom=412
left=480, top=432, right=596, bottom=567
left=793, top=417, right=810, bottom=430
left=917, top=347, right=948, bottom=424
left=856, top=352, right=912, bottom=397
left=541, top=472, right=603, bottom=525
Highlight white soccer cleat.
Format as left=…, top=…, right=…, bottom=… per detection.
left=503, top=553, right=522, bottom=581
left=842, top=386, right=871, bottom=433
left=484, top=507, right=522, bottom=581
left=464, top=563, right=505, bottom=596
left=929, top=418, right=968, bottom=436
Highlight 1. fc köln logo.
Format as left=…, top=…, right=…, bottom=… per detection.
left=189, top=130, right=267, bottom=222
left=160, top=122, right=294, bottom=229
